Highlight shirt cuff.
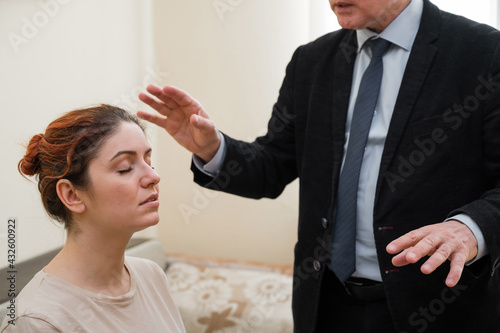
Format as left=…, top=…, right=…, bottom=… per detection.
left=192, top=134, right=226, bottom=177
left=446, top=214, right=488, bottom=265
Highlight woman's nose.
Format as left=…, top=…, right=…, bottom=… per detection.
left=142, top=164, right=160, bottom=187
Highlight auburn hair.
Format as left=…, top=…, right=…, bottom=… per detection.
left=18, top=104, right=145, bottom=230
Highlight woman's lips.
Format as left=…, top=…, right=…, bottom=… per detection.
left=140, top=193, right=159, bottom=207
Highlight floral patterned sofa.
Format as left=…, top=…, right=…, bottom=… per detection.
left=164, top=254, right=294, bottom=333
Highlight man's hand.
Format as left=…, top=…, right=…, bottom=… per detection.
left=138, top=85, right=221, bottom=162
left=386, top=220, right=478, bottom=287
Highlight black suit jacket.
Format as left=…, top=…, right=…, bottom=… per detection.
left=193, top=1, right=500, bottom=331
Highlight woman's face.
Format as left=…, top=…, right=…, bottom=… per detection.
left=79, top=121, right=161, bottom=235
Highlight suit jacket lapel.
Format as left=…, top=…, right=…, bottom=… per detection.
left=375, top=0, right=440, bottom=206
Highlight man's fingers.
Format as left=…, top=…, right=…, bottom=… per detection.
left=145, top=85, right=179, bottom=110
left=404, top=234, right=447, bottom=265
left=391, top=248, right=413, bottom=267
left=163, top=85, right=199, bottom=108
left=387, top=228, right=428, bottom=254
left=419, top=242, right=453, bottom=274
left=137, top=111, right=168, bottom=127
left=445, top=253, right=467, bottom=287
left=138, top=93, right=174, bottom=116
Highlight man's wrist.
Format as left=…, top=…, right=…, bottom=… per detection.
left=197, top=135, right=222, bottom=163
left=193, top=134, right=226, bottom=176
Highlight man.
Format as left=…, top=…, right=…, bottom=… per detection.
left=139, top=0, right=500, bottom=331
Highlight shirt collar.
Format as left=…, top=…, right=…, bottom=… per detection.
left=356, top=0, right=424, bottom=52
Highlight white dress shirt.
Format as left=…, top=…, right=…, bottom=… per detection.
left=194, top=0, right=486, bottom=282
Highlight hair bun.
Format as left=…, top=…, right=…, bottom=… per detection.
left=19, top=133, right=44, bottom=176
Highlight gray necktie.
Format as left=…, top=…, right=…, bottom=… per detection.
left=329, top=38, right=391, bottom=283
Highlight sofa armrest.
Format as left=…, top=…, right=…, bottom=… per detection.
left=125, top=238, right=166, bottom=269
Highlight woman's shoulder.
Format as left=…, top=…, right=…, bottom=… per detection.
left=10, top=270, right=60, bottom=315
left=0, top=270, right=73, bottom=332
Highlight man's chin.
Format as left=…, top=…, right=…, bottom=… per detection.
left=336, top=16, right=364, bottom=30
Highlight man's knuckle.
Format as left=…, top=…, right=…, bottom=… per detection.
left=424, top=236, right=435, bottom=245
left=408, top=231, right=420, bottom=242
left=435, top=248, right=450, bottom=260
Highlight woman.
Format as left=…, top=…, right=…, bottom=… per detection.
left=1, top=105, right=185, bottom=332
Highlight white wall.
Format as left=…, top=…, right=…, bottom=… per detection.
left=0, top=0, right=159, bottom=268
left=150, top=0, right=316, bottom=265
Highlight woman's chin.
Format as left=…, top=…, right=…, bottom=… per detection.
left=136, top=214, right=160, bottom=231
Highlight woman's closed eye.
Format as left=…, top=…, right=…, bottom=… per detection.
left=118, top=167, right=133, bottom=174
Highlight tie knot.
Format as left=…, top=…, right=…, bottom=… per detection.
left=365, top=38, right=391, bottom=58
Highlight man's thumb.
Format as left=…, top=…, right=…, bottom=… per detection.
left=191, top=114, right=215, bottom=134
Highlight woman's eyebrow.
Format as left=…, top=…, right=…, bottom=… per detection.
left=109, top=147, right=152, bottom=162
left=109, top=150, right=136, bottom=162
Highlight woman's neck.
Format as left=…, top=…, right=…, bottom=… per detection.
left=45, top=227, right=133, bottom=297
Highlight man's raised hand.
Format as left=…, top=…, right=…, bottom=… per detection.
left=138, top=85, right=221, bottom=162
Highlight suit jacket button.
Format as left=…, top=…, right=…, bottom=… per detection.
left=313, top=260, right=321, bottom=271
left=321, top=218, right=328, bottom=229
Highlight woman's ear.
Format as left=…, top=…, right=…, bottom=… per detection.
left=56, top=179, right=86, bottom=214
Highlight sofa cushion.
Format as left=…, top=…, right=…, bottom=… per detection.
left=165, top=261, right=293, bottom=333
